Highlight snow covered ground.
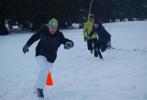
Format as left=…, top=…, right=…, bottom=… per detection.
left=0, top=21, right=147, bottom=100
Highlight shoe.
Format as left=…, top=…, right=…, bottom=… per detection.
left=37, top=88, right=44, bottom=98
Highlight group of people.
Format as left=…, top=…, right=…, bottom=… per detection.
left=83, top=14, right=111, bottom=59
left=22, top=15, right=111, bottom=98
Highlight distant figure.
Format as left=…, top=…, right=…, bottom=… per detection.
left=89, top=21, right=111, bottom=59
left=0, top=20, right=9, bottom=35
left=83, top=14, right=98, bottom=57
left=22, top=18, right=74, bottom=98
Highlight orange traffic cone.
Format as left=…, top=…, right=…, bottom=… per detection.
left=46, top=71, right=53, bottom=86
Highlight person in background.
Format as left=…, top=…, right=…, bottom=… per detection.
left=89, top=21, right=111, bottom=59
left=22, top=18, right=74, bottom=98
left=83, top=14, right=98, bottom=57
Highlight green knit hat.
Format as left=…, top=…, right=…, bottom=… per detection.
left=48, top=18, right=58, bottom=28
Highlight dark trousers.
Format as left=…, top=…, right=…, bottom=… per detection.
left=96, top=41, right=103, bottom=58
left=95, top=39, right=111, bottom=59
left=87, top=39, right=103, bottom=58
left=87, top=39, right=97, bottom=51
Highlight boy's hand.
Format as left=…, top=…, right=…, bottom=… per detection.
left=23, top=45, right=29, bottom=54
left=64, top=41, right=74, bottom=49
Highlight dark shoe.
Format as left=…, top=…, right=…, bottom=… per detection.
left=37, top=88, right=44, bottom=98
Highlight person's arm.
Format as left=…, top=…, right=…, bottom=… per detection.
left=89, top=26, right=95, bottom=37
left=60, top=32, right=74, bottom=49
left=25, top=32, right=40, bottom=47
left=83, top=23, right=88, bottom=41
left=22, top=27, right=43, bottom=53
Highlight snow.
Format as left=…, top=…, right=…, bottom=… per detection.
left=0, top=21, right=147, bottom=100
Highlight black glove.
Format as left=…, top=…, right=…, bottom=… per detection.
left=23, top=45, right=29, bottom=54
left=64, top=41, right=74, bottom=49
left=84, top=37, right=87, bottom=42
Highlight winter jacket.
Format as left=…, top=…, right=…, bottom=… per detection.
left=83, top=20, right=97, bottom=40
left=90, top=25, right=111, bottom=43
left=24, top=26, right=74, bottom=63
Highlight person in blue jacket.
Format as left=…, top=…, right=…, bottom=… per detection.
left=89, top=21, right=111, bottom=59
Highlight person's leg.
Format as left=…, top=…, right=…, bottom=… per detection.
left=93, top=39, right=98, bottom=57
left=94, top=49, right=98, bottom=57
left=35, top=56, right=53, bottom=89
left=97, top=41, right=103, bottom=59
left=87, top=39, right=93, bottom=54
left=97, top=49, right=103, bottom=59
left=35, top=56, right=53, bottom=98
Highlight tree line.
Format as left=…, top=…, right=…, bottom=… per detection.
left=0, top=0, right=147, bottom=34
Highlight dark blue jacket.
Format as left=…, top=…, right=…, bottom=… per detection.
left=90, top=25, right=111, bottom=43
left=25, top=26, right=73, bottom=63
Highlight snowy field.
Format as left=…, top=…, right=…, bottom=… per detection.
left=0, top=21, right=147, bottom=100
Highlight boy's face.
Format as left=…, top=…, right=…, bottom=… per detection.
left=48, top=19, right=58, bottom=34
left=49, top=26, right=57, bottom=34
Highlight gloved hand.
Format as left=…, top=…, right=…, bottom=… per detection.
left=64, top=41, right=74, bottom=49
left=84, top=37, right=87, bottom=42
left=23, top=45, right=29, bottom=54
